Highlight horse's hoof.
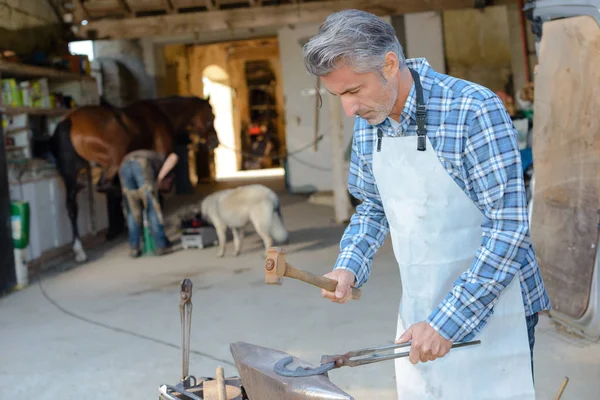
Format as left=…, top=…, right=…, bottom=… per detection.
left=73, top=239, right=88, bottom=263
left=217, top=252, right=225, bottom=258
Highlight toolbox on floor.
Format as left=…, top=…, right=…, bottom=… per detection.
left=180, top=213, right=218, bottom=250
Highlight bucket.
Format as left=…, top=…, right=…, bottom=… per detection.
left=11, top=201, right=30, bottom=249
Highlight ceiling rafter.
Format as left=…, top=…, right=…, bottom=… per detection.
left=164, top=0, right=176, bottom=13
left=117, top=0, right=133, bottom=16
left=74, top=0, right=516, bottom=40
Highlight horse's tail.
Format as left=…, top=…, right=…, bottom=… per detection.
left=49, top=118, right=73, bottom=170
left=50, top=118, right=87, bottom=189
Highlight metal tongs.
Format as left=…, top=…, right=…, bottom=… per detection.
left=180, top=279, right=194, bottom=387
left=159, top=279, right=203, bottom=400
left=274, top=340, right=481, bottom=377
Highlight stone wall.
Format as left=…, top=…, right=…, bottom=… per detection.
left=442, top=5, right=514, bottom=93
left=93, top=39, right=155, bottom=106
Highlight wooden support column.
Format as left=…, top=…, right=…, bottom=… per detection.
left=329, top=95, right=351, bottom=224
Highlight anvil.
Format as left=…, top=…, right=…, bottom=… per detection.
left=230, top=342, right=353, bottom=400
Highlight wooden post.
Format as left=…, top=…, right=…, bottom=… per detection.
left=328, top=95, right=351, bottom=224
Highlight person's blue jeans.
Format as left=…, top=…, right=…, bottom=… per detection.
left=119, top=158, right=169, bottom=250
left=526, top=312, right=539, bottom=381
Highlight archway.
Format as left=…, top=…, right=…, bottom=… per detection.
left=202, top=65, right=237, bottom=179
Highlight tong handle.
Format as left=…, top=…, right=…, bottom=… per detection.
left=180, top=279, right=193, bottom=384
left=323, top=340, right=481, bottom=368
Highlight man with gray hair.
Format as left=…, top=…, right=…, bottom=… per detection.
left=303, top=9, right=549, bottom=399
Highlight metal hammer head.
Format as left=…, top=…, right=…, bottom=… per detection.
left=265, top=247, right=286, bottom=285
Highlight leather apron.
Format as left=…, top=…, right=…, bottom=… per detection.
left=371, top=68, right=535, bottom=399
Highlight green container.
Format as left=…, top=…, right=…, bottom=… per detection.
left=11, top=201, right=30, bottom=249
left=522, top=109, right=534, bottom=120
left=142, top=214, right=156, bottom=255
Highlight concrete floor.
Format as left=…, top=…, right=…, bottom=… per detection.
left=0, top=176, right=599, bottom=400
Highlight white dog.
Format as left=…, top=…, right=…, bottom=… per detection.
left=200, top=184, right=289, bottom=257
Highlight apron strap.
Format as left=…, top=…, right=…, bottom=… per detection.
left=408, top=68, right=427, bottom=152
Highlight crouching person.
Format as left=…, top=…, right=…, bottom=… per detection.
left=119, top=149, right=178, bottom=257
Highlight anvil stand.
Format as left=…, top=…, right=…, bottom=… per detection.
left=158, top=278, right=353, bottom=400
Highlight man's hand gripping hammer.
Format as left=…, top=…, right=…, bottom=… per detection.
left=265, top=247, right=361, bottom=300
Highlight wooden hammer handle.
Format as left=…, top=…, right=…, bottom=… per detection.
left=285, top=263, right=361, bottom=300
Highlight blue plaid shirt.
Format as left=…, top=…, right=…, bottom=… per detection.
left=334, top=58, right=550, bottom=342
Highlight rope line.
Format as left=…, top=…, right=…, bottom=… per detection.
left=37, top=279, right=235, bottom=367
left=215, top=133, right=325, bottom=160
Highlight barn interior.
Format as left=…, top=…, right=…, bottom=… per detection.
left=0, top=1, right=599, bottom=399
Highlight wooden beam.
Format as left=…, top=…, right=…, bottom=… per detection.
left=45, top=0, right=64, bottom=22
left=227, top=43, right=280, bottom=60
left=80, top=0, right=516, bottom=40
left=205, top=0, right=216, bottom=10
left=164, top=0, right=176, bottom=13
left=117, top=0, right=134, bottom=16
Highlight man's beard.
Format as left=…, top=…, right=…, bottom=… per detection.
left=365, top=82, right=398, bottom=125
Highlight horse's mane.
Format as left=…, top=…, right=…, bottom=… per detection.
left=99, top=95, right=116, bottom=108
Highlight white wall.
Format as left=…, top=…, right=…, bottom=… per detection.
left=278, top=22, right=355, bottom=193
left=404, top=11, right=446, bottom=73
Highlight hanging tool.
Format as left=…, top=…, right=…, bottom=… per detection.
left=274, top=340, right=481, bottom=377
left=265, top=247, right=361, bottom=300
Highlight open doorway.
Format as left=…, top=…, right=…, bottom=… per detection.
left=163, top=38, right=287, bottom=182
left=242, top=60, right=282, bottom=172
left=202, top=65, right=237, bottom=179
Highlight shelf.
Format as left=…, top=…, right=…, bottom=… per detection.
left=0, top=60, right=93, bottom=81
left=1, top=107, right=71, bottom=117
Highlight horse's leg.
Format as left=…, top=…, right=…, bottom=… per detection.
left=105, top=180, right=125, bottom=241
left=65, top=177, right=87, bottom=263
left=106, top=196, right=124, bottom=240
left=50, top=119, right=88, bottom=263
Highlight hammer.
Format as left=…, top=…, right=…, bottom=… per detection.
left=265, top=247, right=361, bottom=300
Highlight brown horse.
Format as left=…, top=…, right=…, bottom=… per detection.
left=49, top=96, right=219, bottom=262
